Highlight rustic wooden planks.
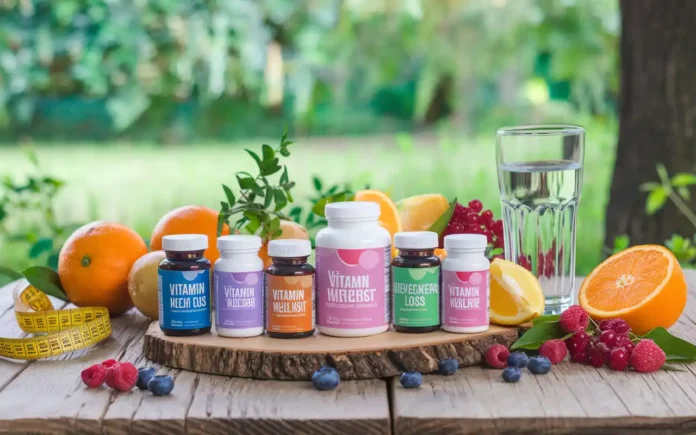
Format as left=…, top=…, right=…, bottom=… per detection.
left=143, top=321, right=518, bottom=380
left=391, top=270, right=696, bottom=435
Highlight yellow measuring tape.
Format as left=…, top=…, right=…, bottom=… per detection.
left=0, top=280, right=111, bottom=360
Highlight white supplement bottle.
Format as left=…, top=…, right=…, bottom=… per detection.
left=214, top=235, right=265, bottom=338
left=442, top=234, right=490, bottom=333
left=315, top=201, right=392, bottom=337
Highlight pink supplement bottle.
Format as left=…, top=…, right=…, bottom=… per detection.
left=315, top=202, right=391, bottom=337
left=442, top=234, right=490, bottom=333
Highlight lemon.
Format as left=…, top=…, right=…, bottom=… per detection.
left=396, top=193, right=449, bottom=232
left=128, top=250, right=166, bottom=319
left=490, top=258, right=545, bottom=325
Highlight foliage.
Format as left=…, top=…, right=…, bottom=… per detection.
left=0, top=0, right=619, bottom=133
left=217, top=133, right=296, bottom=240
left=0, top=148, right=82, bottom=269
left=641, top=164, right=696, bottom=268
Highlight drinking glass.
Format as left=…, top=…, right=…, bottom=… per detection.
left=496, top=125, right=585, bottom=314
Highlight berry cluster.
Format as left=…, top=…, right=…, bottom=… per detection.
left=81, top=359, right=174, bottom=395
left=560, top=305, right=666, bottom=373
left=442, top=199, right=505, bottom=259
left=517, top=242, right=563, bottom=278
left=484, top=344, right=553, bottom=383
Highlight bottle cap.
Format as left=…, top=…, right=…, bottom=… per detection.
left=444, top=234, right=487, bottom=251
left=268, top=239, right=311, bottom=258
left=162, top=234, right=208, bottom=252
left=217, top=235, right=262, bottom=251
left=394, top=231, right=439, bottom=250
left=325, top=201, right=380, bottom=220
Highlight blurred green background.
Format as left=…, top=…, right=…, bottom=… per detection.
left=0, top=0, right=620, bottom=283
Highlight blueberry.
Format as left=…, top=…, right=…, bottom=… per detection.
left=136, top=367, right=156, bottom=390
left=502, top=366, right=522, bottom=383
left=507, top=352, right=529, bottom=368
left=527, top=356, right=552, bottom=375
left=147, top=375, right=175, bottom=396
left=311, top=366, right=340, bottom=391
left=438, top=358, right=459, bottom=376
left=399, top=371, right=423, bottom=389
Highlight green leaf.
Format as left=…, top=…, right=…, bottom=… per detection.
left=641, top=327, right=696, bottom=363
left=280, top=167, right=289, bottom=185
left=312, top=191, right=355, bottom=216
left=661, top=364, right=686, bottom=372
left=264, top=186, right=273, bottom=208
left=217, top=212, right=226, bottom=237
left=613, top=235, right=630, bottom=252
left=272, top=229, right=283, bottom=238
left=270, top=217, right=281, bottom=232
left=29, top=238, right=53, bottom=259
left=531, top=314, right=560, bottom=325
left=677, top=187, right=690, bottom=200
left=640, top=182, right=660, bottom=192
left=262, top=144, right=275, bottom=162
left=280, top=148, right=290, bottom=157
left=427, top=198, right=458, bottom=236
left=313, top=176, right=322, bottom=191
left=25, top=148, right=39, bottom=167
left=511, top=321, right=570, bottom=350
left=244, top=211, right=261, bottom=234
left=490, top=247, right=504, bottom=256
left=646, top=187, right=668, bottom=215
left=245, top=149, right=263, bottom=169
left=237, top=175, right=256, bottom=190
left=274, top=189, right=287, bottom=212
left=656, top=163, right=670, bottom=184
left=671, top=173, right=696, bottom=187
left=21, top=266, right=68, bottom=301
left=0, top=203, right=6, bottom=221
left=0, top=265, right=23, bottom=280
left=220, top=201, right=229, bottom=212
left=251, top=182, right=265, bottom=197
left=222, top=184, right=236, bottom=206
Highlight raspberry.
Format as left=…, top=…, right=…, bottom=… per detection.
left=81, top=364, right=107, bottom=388
left=539, top=339, right=568, bottom=364
left=484, top=344, right=510, bottom=369
left=630, top=339, right=666, bottom=373
left=610, top=319, right=631, bottom=334
left=468, top=199, right=483, bottom=213
left=105, top=362, right=138, bottom=392
left=587, top=341, right=608, bottom=368
left=101, top=359, right=119, bottom=368
left=558, top=305, right=589, bottom=334
left=607, top=347, right=630, bottom=371
left=599, top=330, right=618, bottom=348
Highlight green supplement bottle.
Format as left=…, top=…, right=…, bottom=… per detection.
left=391, top=231, right=441, bottom=333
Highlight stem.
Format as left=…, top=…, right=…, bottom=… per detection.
left=666, top=188, right=696, bottom=229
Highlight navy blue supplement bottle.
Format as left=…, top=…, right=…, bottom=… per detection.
left=158, top=234, right=212, bottom=336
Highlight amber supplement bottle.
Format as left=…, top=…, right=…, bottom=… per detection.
left=158, top=234, right=211, bottom=336
left=265, top=239, right=315, bottom=339
left=391, top=231, right=441, bottom=333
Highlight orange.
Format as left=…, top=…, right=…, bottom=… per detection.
left=397, top=193, right=449, bottom=232
left=434, top=248, right=447, bottom=260
left=354, top=190, right=403, bottom=256
left=150, top=205, right=230, bottom=263
left=259, top=220, right=309, bottom=268
left=578, top=245, right=687, bottom=335
left=58, top=221, right=148, bottom=315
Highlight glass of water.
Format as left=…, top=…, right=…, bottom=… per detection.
left=496, top=125, right=584, bottom=314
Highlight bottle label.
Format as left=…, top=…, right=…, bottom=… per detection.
left=214, top=270, right=264, bottom=330
left=316, top=246, right=390, bottom=329
left=392, top=266, right=440, bottom=327
left=158, top=269, right=211, bottom=330
left=265, top=274, right=315, bottom=334
left=442, top=269, right=489, bottom=328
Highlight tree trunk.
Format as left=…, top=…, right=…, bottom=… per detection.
left=604, top=0, right=696, bottom=253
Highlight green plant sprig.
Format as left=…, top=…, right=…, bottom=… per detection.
left=217, top=134, right=296, bottom=240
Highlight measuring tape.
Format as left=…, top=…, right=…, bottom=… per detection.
left=0, top=280, right=111, bottom=360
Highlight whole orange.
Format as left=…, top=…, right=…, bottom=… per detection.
left=150, top=205, right=230, bottom=263
left=58, top=221, right=148, bottom=315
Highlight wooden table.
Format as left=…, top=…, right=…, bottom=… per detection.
left=2, top=271, right=696, bottom=434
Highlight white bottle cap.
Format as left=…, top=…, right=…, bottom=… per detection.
left=267, top=239, right=311, bottom=257
left=217, top=235, right=262, bottom=252
left=444, top=234, right=487, bottom=251
left=162, top=234, right=208, bottom=252
left=325, top=201, right=380, bottom=220
left=394, top=231, right=439, bottom=250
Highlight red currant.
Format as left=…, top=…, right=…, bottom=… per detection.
left=468, top=199, right=483, bottom=213
left=466, top=213, right=481, bottom=225
left=465, top=224, right=483, bottom=234
left=483, top=229, right=494, bottom=243
left=481, top=210, right=494, bottom=221
left=492, top=220, right=504, bottom=236
left=493, top=238, right=504, bottom=249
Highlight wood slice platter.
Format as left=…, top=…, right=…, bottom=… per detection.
left=143, top=322, right=519, bottom=380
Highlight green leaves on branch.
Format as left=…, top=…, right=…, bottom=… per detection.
left=511, top=317, right=570, bottom=350
left=311, top=191, right=355, bottom=217
left=217, top=134, right=296, bottom=240
left=0, top=265, right=68, bottom=301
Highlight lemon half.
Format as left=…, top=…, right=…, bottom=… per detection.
left=490, top=258, right=545, bottom=325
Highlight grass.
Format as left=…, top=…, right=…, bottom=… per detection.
left=0, top=125, right=617, bottom=284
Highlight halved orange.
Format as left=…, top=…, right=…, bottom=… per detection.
left=578, top=245, right=687, bottom=335
left=354, top=190, right=403, bottom=256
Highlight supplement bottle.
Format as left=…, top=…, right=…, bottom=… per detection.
left=391, top=231, right=441, bottom=333
left=442, top=234, right=490, bottom=333
left=265, top=239, right=315, bottom=339
left=315, top=201, right=391, bottom=337
left=158, top=234, right=211, bottom=337
left=214, top=235, right=264, bottom=338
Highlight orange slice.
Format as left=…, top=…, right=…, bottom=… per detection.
left=578, top=245, right=687, bottom=335
left=354, top=190, right=403, bottom=256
